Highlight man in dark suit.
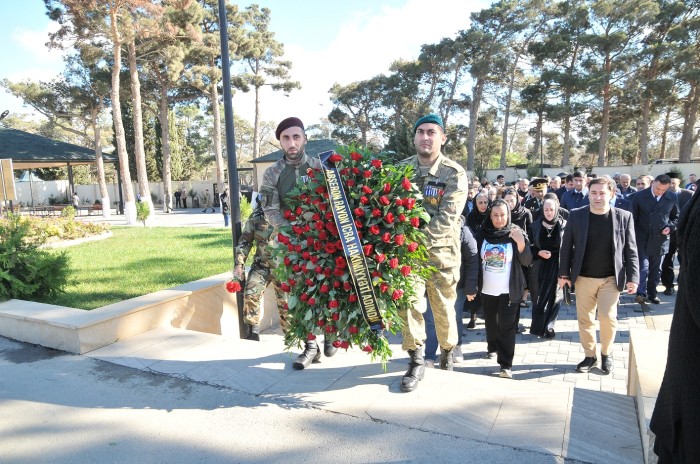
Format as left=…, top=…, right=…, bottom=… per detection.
left=631, top=174, right=679, bottom=305
left=660, top=172, right=693, bottom=295
left=650, top=181, right=700, bottom=463
left=559, top=177, right=639, bottom=375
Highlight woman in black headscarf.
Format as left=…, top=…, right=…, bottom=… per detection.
left=464, top=191, right=490, bottom=328
left=475, top=199, right=533, bottom=379
left=528, top=195, right=566, bottom=338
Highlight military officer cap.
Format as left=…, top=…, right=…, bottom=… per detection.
left=665, top=171, right=681, bottom=180
left=531, top=178, right=549, bottom=192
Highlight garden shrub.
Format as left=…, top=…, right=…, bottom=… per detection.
left=61, top=205, right=76, bottom=220
left=136, top=201, right=150, bottom=226
left=0, top=214, right=69, bottom=302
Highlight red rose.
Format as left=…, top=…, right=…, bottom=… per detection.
left=382, top=232, right=391, bottom=243
left=333, top=279, right=342, bottom=286
left=379, top=196, right=390, bottom=206
left=332, top=340, right=342, bottom=348
left=385, top=212, right=395, bottom=224
left=310, top=255, right=318, bottom=263
left=395, top=198, right=404, bottom=207
left=405, top=198, right=416, bottom=209
left=302, top=251, right=311, bottom=260
left=398, top=214, right=407, bottom=222
left=308, top=297, right=316, bottom=306
left=332, top=312, right=340, bottom=320
left=280, top=282, right=291, bottom=292
left=349, top=293, right=358, bottom=303
left=343, top=281, right=352, bottom=290
left=363, top=244, right=373, bottom=256
left=372, top=208, right=382, bottom=218
left=383, top=183, right=391, bottom=193
left=300, top=292, right=309, bottom=301
left=315, top=186, right=327, bottom=195
left=324, top=268, right=332, bottom=277
left=324, top=242, right=336, bottom=254
left=293, top=265, right=301, bottom=273
left=277, top=233, right=290, bottom=245
left=287, top=278, right=296, bottom=287
left=352, top=167, right=360, bottom=175
left=349, top=325, right=359, bottom=334
left=401, top=265, right=411, bottom=277
left=305, top=278, right=314, bottom=286
left=410, top=217, right=420, bottom=227
left=371, top=159, right=382, bottom=169
left=295, top=206, right=303, bottom=215
left=371, top=270, right=380, bottom=277
left=284, top=210, right=292, bottom=219
left=380, top=282, right=389, bottom=293
left=402, top=177, right=412, bottom=190
left=355, top=219, right=364, bottom=229
left=283, top=256, right=291, bottom=266
left=347, top=179, right=356, bottom=187
left=363, top=170, right=372, bottom=178
left=225, top=280, right=241, bottom=293
left=408, top=242, right=419, bottom=252
left=389, top=257, right=399, bottom=269
left=317, top=319, right=326, bottom=327
left=340, top=341, right=350, bottom=349
left=340, top=168, right=349, bottom=176
left=315, top=265, right=323, bottom=274
left=362, top=185, right=373, bottom=194
left=319, top=203, right=328, bottom=211
left=360, top=196, right=369, bottom=205
left=392, top=289, right=404, bottom=300
left=395, top=234, right=406, bottom=246
left=375, top=253, right=386, bottom=263
left=335, top=256, right=347, bottom=268
left=329, top=153, right=343, bottom=163
left=294, top=245, right=302, bottom=252
left=306, top=236, right=314, bottom=247
left=307, top=333, right=316, bottom=340
left=318, top=230, right=328, bottom=240
left=325, top=324, right=336, bottom=333
left=353, top=207, right=365, bottom=217
left=315, top=221, right=325, bottom=231
left=350, top=151, right=363, bottom=161
left=362, top=345, right=373, bottom=352
left=369, top=225, right=380, bottom=235
left=320, top=284, right=330, bottom=293
left=286, top=244, right=295, bottom=252
left=307, top=169, right=316, bottom=179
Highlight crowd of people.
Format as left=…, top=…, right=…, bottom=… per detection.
left=234, top=113, right=696, bottom=461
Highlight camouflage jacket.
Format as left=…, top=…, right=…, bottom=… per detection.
left=235, top=208, right=274, bottom=269
left=259, top=153, right=322, bottom=230
left=399, top=153, right=468, bottom=270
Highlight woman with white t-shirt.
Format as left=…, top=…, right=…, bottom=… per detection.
left=475, top=198, right=533, bottom=379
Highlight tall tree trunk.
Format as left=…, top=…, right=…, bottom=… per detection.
left=91, top=104, right=110, bottom=217
left=533, top=111, right=544, bottom=163
left=210, top=82, right=225, bottom=193
left=467, top=79, right=484, bottom=171
left=679, top=82, right=700, bottom=163
left=158, top=85, right=173, bottom=213
left=127, top=38, right=153, bottom=220
left=562, top=42, right=580, bottom=167
left=500, top=54, right=520, bottom=169
left=660, top=104, right=672, bottom=159
left=253, top=84, right=261, bottom=159
left=109, top=8, right=136, bottom=224
left=597, top=54, right=612, bottom=167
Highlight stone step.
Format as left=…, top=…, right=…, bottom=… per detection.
left=86, top=327, right=643, bottom=464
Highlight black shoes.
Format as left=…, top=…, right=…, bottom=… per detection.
left=401, top=346, right=426, bottom=392
left=544, top=329, right=556, bottom=339
left=648, top=296, right=661, bottom=304
left=635, top=294, right=646, bottom=305
left=323, top=338, right=338, bottom=358
left=663, top=287, right=675, bottom=295
left=601, top=354, right=613, bottom=374
left=576, top=356, right=598, bottom=373
left=466, top=319, right=476, bottom=329
left=293, top=340, right=321, bottom=370
left=244, top=324, right=260, bottom=341
left=439, top=347, right=454, bottom=371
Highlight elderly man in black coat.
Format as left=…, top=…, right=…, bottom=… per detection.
left=631, top=174, right=679, bottom=305
left=650, top=180, right=700, bottom=463
left=660, top=172, right=694, bottom=295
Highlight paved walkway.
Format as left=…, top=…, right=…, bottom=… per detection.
left=5, top=209, right=677, bottom=463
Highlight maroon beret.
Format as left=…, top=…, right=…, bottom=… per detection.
left=275, top=117, right=305, bottom=140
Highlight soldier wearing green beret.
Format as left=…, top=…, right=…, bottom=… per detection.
left=397, top=113, right=469, bottom=392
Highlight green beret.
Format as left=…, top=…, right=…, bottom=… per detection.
left=413, top=113, right=444, bottom=133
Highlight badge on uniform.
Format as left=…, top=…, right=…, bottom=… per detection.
left=423, top=181, right=446, bottom=207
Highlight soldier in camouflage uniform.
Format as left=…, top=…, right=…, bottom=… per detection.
left=235, top=200, right=287, bottom=341
left=398, top=113, right=468, bottom=392
left=259, top=117, right=336, bottom=370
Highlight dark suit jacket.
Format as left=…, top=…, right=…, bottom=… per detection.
left=676, top=188, right=693, bottom=210
left=631, top=187, right=679, bottom=256
left=559, top=206, right=639, bottom=292
left=613, top=197, right=632, bottom=211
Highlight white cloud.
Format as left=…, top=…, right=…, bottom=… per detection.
left=233, top=0, right=487, bottom=130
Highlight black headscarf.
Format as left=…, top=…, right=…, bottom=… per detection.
left=481, top=199, right=513, bottom=244
left=510, top=200, right=530, bottom=230
left=466, top=194, right=489, bottom=233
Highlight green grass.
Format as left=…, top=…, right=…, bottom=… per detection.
left=46, top=227, right=236, bottom=310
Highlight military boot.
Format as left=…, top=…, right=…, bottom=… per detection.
left=439, top=347, right=454, bottom=371
left=292, top=340, right=321, bottom=370
left=400, top=345, right=425, bottom=392
left=244, top=324, right=260, bottom=341
left=324, top=338, right=338, bottom=358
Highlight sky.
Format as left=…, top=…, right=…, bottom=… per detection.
left=0, top=0, right=490, bottom=132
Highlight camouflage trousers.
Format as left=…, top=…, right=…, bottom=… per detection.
left=242, top=264, right=288, bottom=330
left=399, top=266, right=459, bottom=351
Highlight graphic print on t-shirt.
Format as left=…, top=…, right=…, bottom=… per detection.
left=483, top=243, right=507, bottom=272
